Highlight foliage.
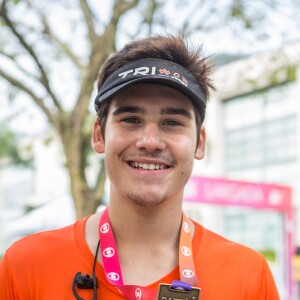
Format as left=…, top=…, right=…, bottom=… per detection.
left=0, top=125, right=32, bottom=166
left=260, top=248, right=276, bottom=263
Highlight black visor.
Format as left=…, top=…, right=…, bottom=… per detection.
left=94, top=58, right=206, bottom=121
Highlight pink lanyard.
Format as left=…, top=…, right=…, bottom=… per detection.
left=99, top=207, right=198, bottom=299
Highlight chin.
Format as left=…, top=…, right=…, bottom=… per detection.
left=127, top=192, right=167, bottom=208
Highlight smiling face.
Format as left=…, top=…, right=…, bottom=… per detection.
left=93, top=83, right=206, bottom=208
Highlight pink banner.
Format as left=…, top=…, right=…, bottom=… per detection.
left=184, top=176, right=291, bottom=211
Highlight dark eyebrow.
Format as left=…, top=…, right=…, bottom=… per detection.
left=161, top=107, right=193, bottom=119
left=112, top=105, right=192, bottom=119
left=112, top=106, right=145, bottom=116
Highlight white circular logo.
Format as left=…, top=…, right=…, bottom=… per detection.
left=182, top=269, right=194, bottom=278
left=183, top=221, right=190, bottom=233
left=100, top=222, right=110, bottom=234
left=135, top=288, right=142, bottom=300
left=181, top=246, right=191, bottom=256
left=103, top=247, right=115, bottom=258
left=107, top=272, right=120, bottom=281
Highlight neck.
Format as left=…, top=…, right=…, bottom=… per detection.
left=108, top=193, right=183, bottom=246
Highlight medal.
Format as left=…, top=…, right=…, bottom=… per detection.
left=157, top=283, right=201, bottom=300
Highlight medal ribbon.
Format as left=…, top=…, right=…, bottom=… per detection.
left=99, top=207, right=198, bottom=299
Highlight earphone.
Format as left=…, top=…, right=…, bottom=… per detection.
left=72, top=240, right=100, bottom=300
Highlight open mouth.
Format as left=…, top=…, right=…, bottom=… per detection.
left=129, top=161, right=170, bottom=170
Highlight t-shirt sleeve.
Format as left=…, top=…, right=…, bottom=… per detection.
left=258, top=259, right=280, bottom=300
left=0, top=252, right=19, bottom=300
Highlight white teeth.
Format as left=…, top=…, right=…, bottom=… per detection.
left=149, top=164, right=155, bottom=170
left=130, top=162, right=166, bottom=170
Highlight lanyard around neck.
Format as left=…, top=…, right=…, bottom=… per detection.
left=98, top=207, right=198, bottom=299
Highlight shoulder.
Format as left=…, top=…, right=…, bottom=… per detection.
left=191, top=221, right=279, bottom=298
left=193, top=221, right=267, bottom=268
left=193, top=221, right=262, bottom=253
left=4, top=216, right=89, bottom=263
left=0, top=216, right=94, bottom=299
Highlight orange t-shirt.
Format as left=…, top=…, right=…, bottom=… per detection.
left=0, top=216, right=279, bottom=299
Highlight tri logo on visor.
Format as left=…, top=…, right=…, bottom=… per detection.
left=117, top=65, right=189, bottom=87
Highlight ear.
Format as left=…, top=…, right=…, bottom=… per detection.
left=92, top=120, right=105, bottom=154
left=194, top=126, right=206, bottom=160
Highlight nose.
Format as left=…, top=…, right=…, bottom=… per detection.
left=136, top=123, right=166, bottom=152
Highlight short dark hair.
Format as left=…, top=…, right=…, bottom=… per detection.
left=96, top=35, right=215, bottom=139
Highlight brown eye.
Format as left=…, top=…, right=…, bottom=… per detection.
left=163, top=120, right=181, bottom=126
left=122, top=117, right=140, bottom=124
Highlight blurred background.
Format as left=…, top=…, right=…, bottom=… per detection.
left=0, top=0, right=300, bottom=299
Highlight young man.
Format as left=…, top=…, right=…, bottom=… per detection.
left=0, top=35, right=279, bottom=299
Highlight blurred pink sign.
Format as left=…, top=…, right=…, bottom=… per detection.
left=184, top=176, right=291, bottom=211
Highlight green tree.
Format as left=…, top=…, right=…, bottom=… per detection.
left=0, top=125, right=32, bottom=166
left=0, top=0, right=299, bottom=218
